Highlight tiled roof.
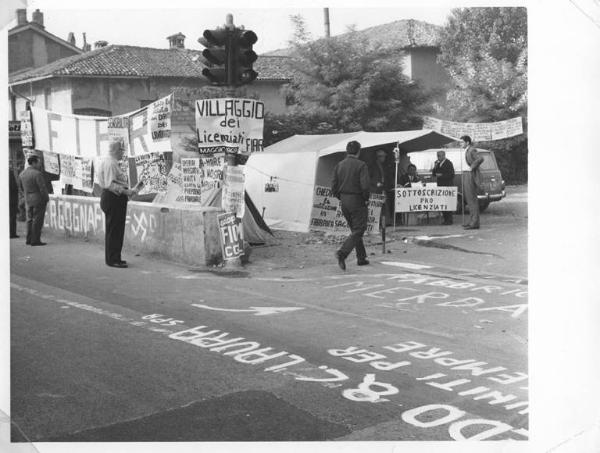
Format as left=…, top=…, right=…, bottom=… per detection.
left=262, top=19, right=441, bottom=56
left=9, top=45, right=293, bottom=85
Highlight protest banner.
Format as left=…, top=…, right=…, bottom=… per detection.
left=423, top=116, right=523, bottom=141
left=30, top=93, right=173, bottom=159
left=309, top=186, right=384, bottom=235
left=59, top=154, right=75, bottom=185
left=198, top=154, right=225, bottom=198
left=395, top=186, right=458, bottom=212
left=43, top=152, right=60, bottom=175
left=181, top=157, right=202, bottom=203
left=135, top=152, right=169, bottom=195
left=222, top=165, right=245, bottom=217
left=333, top=193, right=385, bottom=235
left=195, top=98, right=264, bottom=155
left=153, top=162, right=185, bottom=204
left=217, top=212, right=244, bottom=261
left=72, top=157, right=83, bottom=191
left=149, top=95, right=172, bottom=142
left=127, top=94, right=173, bottom=156
left=309, top=186, right=339, bottom=232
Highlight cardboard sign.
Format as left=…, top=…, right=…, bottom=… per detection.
left=309, top=186, right=384, bottom=235
left=149, top=94, right=172, bottom=142
left=195, top=98, right=264, bottom=155
left=222, top=165, right=245, bottom=217
left=395, top=186, right=458, bottom=212
left=59, top=154, right=75, bottom=185
left=181, top=157, right=203, bottom=203
left=217, top=212, right=244, bottom=261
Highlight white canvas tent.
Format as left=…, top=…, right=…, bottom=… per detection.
left=245, top=130, right=454, bottom=232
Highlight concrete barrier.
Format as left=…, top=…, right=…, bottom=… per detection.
left=43, top=195, right=224, bottom=266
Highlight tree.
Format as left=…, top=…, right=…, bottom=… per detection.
left=264, top=15, right=433, bottom=146
left=438, top=7, right=528, bottom=183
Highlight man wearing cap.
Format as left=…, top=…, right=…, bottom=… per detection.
left=331, top=140, right=370, bottom=270
left=18, top=155, right=49, bottom=246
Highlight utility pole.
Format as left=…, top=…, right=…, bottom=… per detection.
left=324, top=8, right=331, bottom=38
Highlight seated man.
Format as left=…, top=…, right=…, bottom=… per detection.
left=398, top=163, right=421, bottom=187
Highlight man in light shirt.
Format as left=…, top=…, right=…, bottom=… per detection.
left=95, top=139, right=139, bottom=268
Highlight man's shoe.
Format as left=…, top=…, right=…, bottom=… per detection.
left=463, top=225, right=479, bottom=230
left=30, top=242, right=47, bottom=246
left=10, top=235, right=19, bottom=239
left=118, top=260, right=127, bottom=265
left=107, top=262, right=128, bottom=268
left=357, top=259, right=370, bottom=266
left=335, top=251, right=346, bottom=271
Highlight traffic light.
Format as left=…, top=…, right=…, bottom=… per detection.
left=232, top=29, right=258, bottom=86
left=198, top=28, right=228, bottom=85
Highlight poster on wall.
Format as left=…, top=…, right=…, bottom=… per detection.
left=134, top=153, right=169, bottom=195
left=217, top=212, right=244, bottom=261
left=195, top=98, right=264, bottom=155
left=221, top=165, right=245, bottom=217
left=128, top=94, right=173, bottom=157
left=43, top=152, right=60, bottom=175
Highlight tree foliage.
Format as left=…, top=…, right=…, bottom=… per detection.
left=438, top=7, right=528, bottom=183
left=264, top=15, right=433, bottom=146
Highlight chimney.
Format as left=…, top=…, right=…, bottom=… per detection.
left=67, top=32, right=76, bottom=47
left=82, top=33, right=91, bottom=52
left=16, top=9, right=27, bottom=26
left=167, top=32, right=186, bottom=49
left=94, top=40, right=108, bottom=49
left=31, top=9, right=44, bottom=28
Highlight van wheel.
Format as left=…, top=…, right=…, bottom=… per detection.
left=479, top=201, right=490, bottom=212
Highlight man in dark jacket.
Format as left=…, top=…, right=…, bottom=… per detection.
left=461, top=135, right=484, bottom=229
left=9, top=168, right=19, bottom=238
left=432, top=150, right=456, bottom=225
left=331, top=140, right=370, bottom=270
left=18, top=155, right=49, bottom=246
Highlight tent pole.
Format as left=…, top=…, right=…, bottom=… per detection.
left=461, top=148, right=465, bottom=226
left=393, top=142, right=400, bottom=232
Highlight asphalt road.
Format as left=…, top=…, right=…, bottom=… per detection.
left=9, top=188, right=528, bottom=443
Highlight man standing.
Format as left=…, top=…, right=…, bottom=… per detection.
left=331, top=140, right=370, bottom=270
left=95, top=139, right=139, bottom=268
left=432, top=150, right=455, bottom=225
left=9, top=168, right=20, bottom=238
left=18, top=155, right=49, bottom=246
left=460, top=135, right=484, bottom=230
left=369, top=149, right=393, bottom=226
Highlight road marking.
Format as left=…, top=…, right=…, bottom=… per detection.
left=225, top=286, right=455, bottom=339
left=191, top=304, right=305, bottom=316
left=380, top=262, right=433, bottom=270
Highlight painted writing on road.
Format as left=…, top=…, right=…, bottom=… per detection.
left=324, top=272, right=528, bottom=318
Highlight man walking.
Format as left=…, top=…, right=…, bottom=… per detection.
left=331, top=140, right=370, bottom=270
left=460, top=135, right=484, bottom=230
left=432, top=150, right=455, bottom=225
left=18, top=155, right=49, bottom=246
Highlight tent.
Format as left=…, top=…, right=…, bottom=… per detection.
left=244, top=130, right=455, bottom=232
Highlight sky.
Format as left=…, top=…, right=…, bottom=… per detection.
left=6, top=2, right=454, bottom=54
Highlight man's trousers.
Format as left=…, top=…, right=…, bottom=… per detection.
left=100, top=190, right=128, bottom=264
left=339, top=193, right=368, bottom=260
